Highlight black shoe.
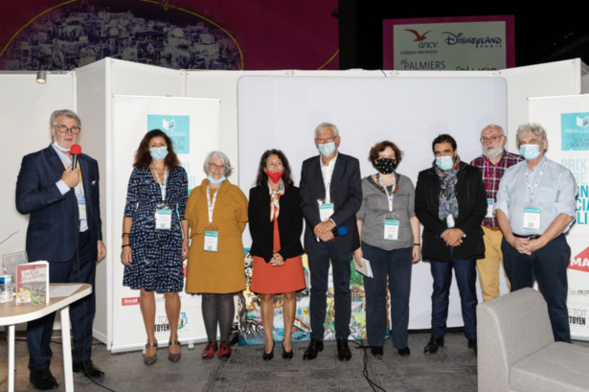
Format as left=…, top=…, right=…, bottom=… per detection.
left=282, top=341, right=294, bottom=359
left=30, top=369, right=58, bottom=390
left=397, top=347, right=411, bottom=357
left=263, top=341, right=275, bottom=361
left=467, top=339, right=477, bottom=354
left=72, top=360, right=105, bottom=378
left=337, top=339, right=352, bottom=361
left=371, top=346, right=383, bottom=360
left=424, top=336, right=444, bottom=355
left=303, top=339, right=323, bottom=360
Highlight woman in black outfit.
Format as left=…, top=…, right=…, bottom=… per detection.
left=248, top=149, right=306, bottom=361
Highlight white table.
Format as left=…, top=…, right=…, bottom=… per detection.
left=0, top=283, right=92, bottom=392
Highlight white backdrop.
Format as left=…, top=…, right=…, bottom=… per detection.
left=109, top=95, right=219, bottom=352
left=529, top=95, right=589, bottom=340
left=237, top=75, right=508, bottom=329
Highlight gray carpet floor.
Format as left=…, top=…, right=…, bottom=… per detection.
left=1, top=330, right=587, bottom=391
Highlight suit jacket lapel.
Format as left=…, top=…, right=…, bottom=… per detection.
left=80, top=157, right=91, bottom=205
left=313, top=156, right=326, bottom=199
left=331, top=154, right=344, bottom=189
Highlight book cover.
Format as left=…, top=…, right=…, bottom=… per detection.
left=15, top=261, right=49, bottom=306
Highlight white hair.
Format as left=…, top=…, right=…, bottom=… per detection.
left=203, top=151, right=233, bottom=177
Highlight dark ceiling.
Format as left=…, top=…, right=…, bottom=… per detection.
left=338, top=2, right=589, bottom=70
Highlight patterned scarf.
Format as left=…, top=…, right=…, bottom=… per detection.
left=269, top=179, right=285, bottom=222
left=434, top=156, right=461, bottom=221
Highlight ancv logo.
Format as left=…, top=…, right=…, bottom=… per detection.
left=569, top=247, right=589, bottom=273
left=404, top=29, right=431, bottom=42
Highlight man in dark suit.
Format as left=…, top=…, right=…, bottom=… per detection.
left=299, top=122, right=362, bottom=361
left=16, top=109, right=106, bottom=390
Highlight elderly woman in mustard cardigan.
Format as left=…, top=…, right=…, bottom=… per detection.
left=185, top=151, right=248, bottom=360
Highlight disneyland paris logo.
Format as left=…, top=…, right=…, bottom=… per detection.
left=442, top=32, right=502, bottom=48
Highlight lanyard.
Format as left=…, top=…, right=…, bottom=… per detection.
left=377, top=173, right=396, bottom=212
left=151, top=164, right=168, bottom=202
left=525, top=160, right=547, bottom=204
left=484, top=157, right=497, bottom=192
left=207, top=185, right=219, bottom=223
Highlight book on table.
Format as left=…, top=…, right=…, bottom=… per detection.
left=15, top=261, right=49, bottom=306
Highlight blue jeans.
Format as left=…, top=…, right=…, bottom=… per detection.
left=429, top=251, right=477, bottom=340
left=362, top=243, right=412, bottom=349
left=502, top=234, right=571, bottom=342
left=308, top=241, right=352, bottom=340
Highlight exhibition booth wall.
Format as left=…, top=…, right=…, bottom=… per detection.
left=1, top=58, right=587, bottom=351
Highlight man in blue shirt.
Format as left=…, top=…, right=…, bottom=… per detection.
left=495, top=123, right=577, bottom=342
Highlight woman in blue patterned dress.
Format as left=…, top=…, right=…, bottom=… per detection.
left=121, top=129, right=189, bottom=365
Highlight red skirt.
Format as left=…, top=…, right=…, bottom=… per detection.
left=250, top=218, right=306, bottom=294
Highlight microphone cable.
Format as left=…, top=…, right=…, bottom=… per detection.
left=352, top=339, right=387, bottom=392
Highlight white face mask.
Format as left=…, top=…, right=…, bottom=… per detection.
left=520, top=144, right=541, bottom=160
left=207, top=175, right=226, bottom=184
left=317, top=142, right=336, bottom=157
left=435, top=156, right=454, bottom=171
left=53, top=140, right=70, bottom=152
left=483, top=145, right=503, bottom=159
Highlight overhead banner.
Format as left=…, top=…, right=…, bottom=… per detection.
left=383, top=15, right=515, bottom=71
left=110, top=95, right=220, bottom=352
left=529, top=96, right=589, bottom=341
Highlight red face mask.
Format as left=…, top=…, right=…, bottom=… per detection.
left=265, top=170, right=284, bottom=184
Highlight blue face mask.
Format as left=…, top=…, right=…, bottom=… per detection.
left=317, top=142, right=336, bottom=157
left=520, top=144, right=541, bottom=160
left=435, top=156, right=454, bottom=171
left=150, top=147, right=168, bottom=162
left=208, top=175, right=226, bottom=184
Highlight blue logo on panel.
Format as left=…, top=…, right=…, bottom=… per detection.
left=147, top=115, right=190, bottom=154
left=561, top=112, right=589, bottom=151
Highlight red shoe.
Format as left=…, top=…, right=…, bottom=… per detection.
left=202, top=341, right=218, bottom=359
left=218, top=341, right=232, bottom=359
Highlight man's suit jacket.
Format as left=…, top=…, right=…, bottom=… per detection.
left=299, top=153, right=362, bottom=254
left=16, top=145, right=103, bottom=263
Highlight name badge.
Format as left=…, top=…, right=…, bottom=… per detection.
left=486, top=199, right=494, bottom=219
left=155, top=208, right=172, bottom=230
left=384, top=219, right=399, bottom=241
left=446, top=214, right=455, bottom=228
left=204, top=231, right=219, bottom=252
left=523, top=207, right=541, bottom=230
left=319, top=201, right=334, bottom=222
left=78, top=198, right=87, bottom=220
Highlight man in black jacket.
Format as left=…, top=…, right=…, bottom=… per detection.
left=299, top=122, right=362, bottom=361
left=415, top=134, right=486, bottom=355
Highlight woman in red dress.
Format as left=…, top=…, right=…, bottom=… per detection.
left=248, top=149, right=306, bottom=360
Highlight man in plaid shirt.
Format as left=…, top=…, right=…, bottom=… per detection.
left=470, top=124, right=523, bottom=301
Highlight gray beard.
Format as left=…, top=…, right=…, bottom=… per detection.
left=483, top=146, right=503, bottom=159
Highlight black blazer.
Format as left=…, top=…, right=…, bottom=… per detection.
left=248, top=185, right=304, bottom=262
left=16, top=145, right=103, bottom=262
left=299, top=153, right=362, bottom=253
left=414, top=162, right=486, bottom=262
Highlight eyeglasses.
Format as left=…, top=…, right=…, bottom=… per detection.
left=480, top=136, right=503, bottom=144
left=55, top=124, right=81, bottom=134
left=208, top=163, right=226, bottom=170
left=266, top=161, right=283, bottom=168
left=315, top=137, right=335, bottom=144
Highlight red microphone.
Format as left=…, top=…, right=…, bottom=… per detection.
left=71, top=144, right=81, bottom=169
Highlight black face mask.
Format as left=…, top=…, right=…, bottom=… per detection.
left=376, top=158, right=396, bottom=174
